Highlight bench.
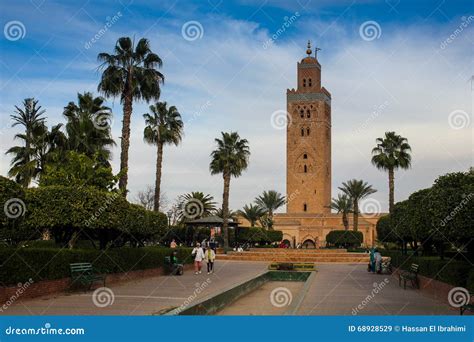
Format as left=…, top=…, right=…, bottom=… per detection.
left=398, top=263, right=419, bottom=289
left=69, top=263, right=106, bottom=290
left=460, top=293, right=474, bottom=315
left=164, top=256, right=183, bottom=275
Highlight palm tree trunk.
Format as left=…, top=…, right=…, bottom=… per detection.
left=268, top=210, right=274, bottom=230
left=222, top=172, right=231, bottom=249
left=342, top=212, right=348, bottom=230
left=388, top=167, right=395, bottom=215
left=353, top=201, right=359, bottom=231
left=153, top=142, right=164, bottom=212
left=119, top=87, right=133, bottom=197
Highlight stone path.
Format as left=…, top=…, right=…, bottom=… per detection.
left=1, top=262, right=458, bottom=315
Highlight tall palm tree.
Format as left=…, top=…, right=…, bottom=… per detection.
left=210, top=132, right=250, bottom=248
left=371, top=131, right=412, bottom=214
left=238, top=204, right=266, bottom=227
left=178, top=192, right=216, bottom=221
left=143, top=102, right=183, bottom=211
left=214, top=208, right=237, bottom=221
left=339, top=179, right=376, bottom=231
left=254, top=190, right=285, bottom=229
left=98, top=37, right=164, bottom=196
left=63, top=92, right=115, bottom=165
left=7, top=98, right=46, bottom=186
left=328, top=194, right=353, bottom=231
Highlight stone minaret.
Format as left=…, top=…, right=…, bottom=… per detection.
left=286, top=41, right=331, bottom=214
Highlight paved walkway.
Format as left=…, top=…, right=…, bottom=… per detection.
left=1, top=262, right=457, bottom=315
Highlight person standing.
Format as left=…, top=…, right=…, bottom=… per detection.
left=204, top=247, right=216, bottom=274
left=192, top=242, right=205, bottom=275
left=170, top=239, right=177, bottom=248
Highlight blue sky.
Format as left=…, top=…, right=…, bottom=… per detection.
left=0, top=0, right=472, bottom=213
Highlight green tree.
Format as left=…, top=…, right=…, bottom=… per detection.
left=254, top=190, right=285, bottom=229
left=339, top=179, right=376, bottom=231
left=328, top=194, right=353, bottom=230
left=210, top=132, right=250, bottom=248
left=237, top=204, right=266, bottom=227
left=143, top=102, right=184, bottom=211
left=98, top=37, right=164, bottom=195
left=63, top=92, right=115, bottom=165
left=371, top=131, right=412, bottom=214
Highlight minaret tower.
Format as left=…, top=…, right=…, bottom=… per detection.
left=286, top=41, right=331, bottom=214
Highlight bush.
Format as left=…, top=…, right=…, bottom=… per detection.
left=326, top=230, right=363, bottom=247
left=236, top=228, right=282, bottom=244
left=382, top=250, right=472, bottom=288
left=0, top=247, right=193, bottom=285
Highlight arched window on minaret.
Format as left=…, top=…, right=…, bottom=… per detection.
left=303, top=153, right=307, bottom=159
left=304, top=165, right=307, bottom=173
left=300, top=110, right=304, bottom=118
left=307, top=110, right=311, bottom=118
left=301, top=128, right=304, bottom=136
left=307, top=127, right=310, bottom=136
left=309, top=78, right=312, bottom=87
left=303, top=203, right=307, bottom=212
left=303, top=79, right=306, bottom=87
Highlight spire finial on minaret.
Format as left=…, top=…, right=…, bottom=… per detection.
left=306, top=40, right=312, bottom=56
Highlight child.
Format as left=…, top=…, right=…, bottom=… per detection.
left=204, top=247, right=216, bottom=274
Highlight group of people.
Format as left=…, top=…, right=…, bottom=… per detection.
left=191, top=242, right=216, bottom=275
left=368, top=248, right=383, bottom=273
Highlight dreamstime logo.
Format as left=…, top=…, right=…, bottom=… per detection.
left=447, top=287, right=470, bottom=308
left=92, top=287, right=115, bottom=308
left=181, top=21, right=204, bottom=41
left=84, top=11, right=122, bottom=50
left=448, top=110, right=470, bottom=130
left=92, top=109, right=113, bottom=130
left=270, top=287, right=292, bottom=307
left=440, top=192, right=473, bottom=227
left=359, top=21, right=382, bottom=41
left=352, top=278, right=389, bottom=315
left=360, top=198, right=381, bottom=218
left=262, top=12, right=300, bottom=49
left=270, top=110, right=291, bottom=130
left=4, top=21, right=26, bottom=41
left=440, top=16, right=474, bottom=50
left=174, top=278, right=212, bottom=314
left=353, top=100, right=390, bottom=135
left=4, top=198, right=26, bottom=219
left=0, top=278, right=34, bottom=312
left=183, top=198, right=204, bottom=219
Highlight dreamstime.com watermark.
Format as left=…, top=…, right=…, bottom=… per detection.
left=92, top=287, right=115, bottom=308
left=263, top=12, right=300, bottom=49
left=84, top=193, right=120, bottom=227
left=440, top=16, right=474, bottom=50
left=352, top=278, right=389, bottom=315
left=0, top=278, right=34, bottom=312
left=353, top=100, right=390, bottom=135
left=174, top=278, right=212, bottom=314
left=3, top=197, right=26, bottom=219
left=440, top=192, right=473, bottom=227
left=84, top=11, right=123, bottom=50
left=270, top=287, right=293, bottom=307
left=447, top=287, right=470, bottom=308
left=5, top=323, right=85, bottom=336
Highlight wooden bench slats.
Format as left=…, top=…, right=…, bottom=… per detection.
left=69, top=262, right=106, bottom=290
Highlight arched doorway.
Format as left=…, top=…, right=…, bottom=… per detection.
left=282, top=239, right=291, bottom=248
left=302, top=239, right=316, bottom=249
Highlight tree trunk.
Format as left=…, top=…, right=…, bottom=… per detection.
left=119, top=87, right=133, bottom=197
left=342, top=212, right=348, bottom=230
left=353, top=201, right=359, bottom=231
left=222, top=172, right=231, bottom=249
left=153, top=142, right=164, bottom=212
left=388, top=167, right=395, bottom=215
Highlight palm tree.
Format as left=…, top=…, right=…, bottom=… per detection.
left=338, top=179, right=376, bottom=231
left=98, top=37, right=164, bottom=196
left=6, top=98, right=46, bottom=186
left=63, top=92, right=115, bottom=165
left=210, top=132, right=250, bottom=248
left=371, top=131, right=412, bottom=214
left=238, top=204, right=266, bottom=227
left=328, top=194, right=353, bottom=231
left=143, top=102, right=183, bottom=211
left=254, top=190, right=285, bottom=229
left=214, top=208, right=237, bottom=221
left=178, top=192, right=217, bottom=221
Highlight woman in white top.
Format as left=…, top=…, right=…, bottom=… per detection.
left=192, top=243, right=205, bottom=274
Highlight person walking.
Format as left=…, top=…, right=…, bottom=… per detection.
left=204, top=247, right=216, bottom=274
left=192, top=242, right=205, bottom=275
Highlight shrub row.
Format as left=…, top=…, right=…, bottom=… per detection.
left=326, top=230, right=363, bottom=247
left=0, top=247, right=193, bottom=285
left=382, top=250, right=473, bottom=290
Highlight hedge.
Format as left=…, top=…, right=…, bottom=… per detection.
left=382, top=250, right=473, bottom=289
left=236, top=228, right=283, bottom=244
left=326, top=230, right=363, bottom=247
left=0, top=247, right=193, bottom=285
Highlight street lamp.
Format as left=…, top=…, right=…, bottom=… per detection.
left=167, top=210, right=173, bottom=227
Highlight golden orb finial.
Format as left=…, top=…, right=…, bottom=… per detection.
left=306, top=40, right=312, bottom=56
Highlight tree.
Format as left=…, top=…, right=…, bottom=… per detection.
left=178, top=192, right=216, bottom=222
left=328, top=194, right=353, bottom=230
left=254, top=190, right=285, bottom=229
left=98, top=37, right=164, bottom=196
left=237, top=204, right=265, bottom=227
left=63, top=92, right=115, bottom=165
left=135, top=186, right=168, bottom=211
left=143, top=102, right=183, bottom=211
left=6, top=98, right=46, bottom=187
left=210, top=132, right=250, bottom=248
left=214, top=208, right=237, bottom=221
left=339, top=179, right=376, bottom=231
left=371, top=131, right=412, bottom=214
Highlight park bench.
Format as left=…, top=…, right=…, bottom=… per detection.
left=460, top=292, right=474, bottom=315
left=164, top=256, right=184, bottom=275
left=69, top=262, right=106, bottom=290
left=381, top=257, right=392, bottom=274
left=398, top=263, right=419, bottom=290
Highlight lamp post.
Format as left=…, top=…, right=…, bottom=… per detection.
left=167, top=210, right=173, bottom=228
